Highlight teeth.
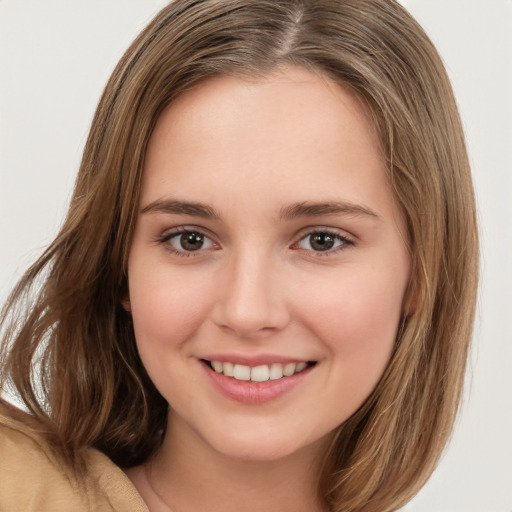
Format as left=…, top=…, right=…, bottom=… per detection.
left=283, top=363, right=296, bottom=377
left=296, top=362, right=307, bottom=372
left=223, top=361, right=234, bottom=377
left=209, top=360, right=310, bottom=382
left=251, top=365, right=270, bottom=382
left=233, top=364, right=251, bottom=381
left=269, top=363, right=283, bottom=380
left=212, top=361, right=223, bottom=373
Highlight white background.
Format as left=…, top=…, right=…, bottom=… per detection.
left=1, top=1, right=511, bottom=511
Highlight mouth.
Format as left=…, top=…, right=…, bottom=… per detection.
left=201, top=359, right=316, bottom=383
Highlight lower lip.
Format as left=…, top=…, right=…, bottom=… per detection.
left=202, top=362, right=314, bottom=405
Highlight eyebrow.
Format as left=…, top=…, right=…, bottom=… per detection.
left=140, top=198, right=378, bottom=221
left=279, top=201, right=379, bottom=220
left=140, top=199, right=221, bottom=219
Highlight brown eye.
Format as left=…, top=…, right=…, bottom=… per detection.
left=309, top=233, right=335, bottom=251
left=180, top=232, right=205, bottom=251
left=296, top=231, right=350, bottom=253
left=165, top=230, right=215, bottom=253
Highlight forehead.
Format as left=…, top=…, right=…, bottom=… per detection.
left=147, top=66, right=380, bottom=160
left=140, top=66, right=394, bottom=220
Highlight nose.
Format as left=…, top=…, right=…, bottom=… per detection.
left=211, top=251, right=291, bottom=339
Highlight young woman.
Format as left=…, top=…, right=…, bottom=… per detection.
left=0, top=1, right=478, bottom=511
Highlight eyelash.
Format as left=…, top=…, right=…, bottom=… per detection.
left=292, top=229, right=354, bottom=255
left=156, top=227, right=217, bottom=258
left=156, top=227, right=354, bottom=258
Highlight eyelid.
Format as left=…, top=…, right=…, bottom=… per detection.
left=291, top=226, right=355, bottom=254
left=294, top=225, right=355, bottom=242
left=156, top=225, right=220, bottom=256
left=157, top=224, right=218, bottom=241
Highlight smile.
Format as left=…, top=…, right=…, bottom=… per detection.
left=204, top=360, right=315, bottom=382
left=201, top=358, right=317, bottom=404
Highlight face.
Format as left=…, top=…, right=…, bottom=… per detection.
left=126, top=66, right=411, bottom=463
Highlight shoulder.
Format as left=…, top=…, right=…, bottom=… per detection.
left=0, top=402, right=94, bottom=511
left=0, top=401, right=148, bottom=512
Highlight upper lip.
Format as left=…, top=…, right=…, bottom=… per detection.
left=200, top=353, right=314, bottom=366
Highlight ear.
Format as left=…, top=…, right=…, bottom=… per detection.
left=402, top=278, right=418, bottom=316
left=121, top=296, right=132, bottom=313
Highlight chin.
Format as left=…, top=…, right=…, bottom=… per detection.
left=197, top=419, right=334, bottom=464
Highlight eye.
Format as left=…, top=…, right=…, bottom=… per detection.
left=160, top=229, right=216, bottom=255
left=295, top=231, right=352, bottom=253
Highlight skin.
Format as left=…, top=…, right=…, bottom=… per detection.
left=124, top=66, right=411, bottom=512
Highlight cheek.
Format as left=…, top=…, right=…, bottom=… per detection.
left=297, top=265, right=407, bottom=386
left=127, top=263, right=214, bottom=356
left=127, top=263, right=219, bottom=407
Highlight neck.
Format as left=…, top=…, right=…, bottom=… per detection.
left=139, top=411, right=330, bottom=512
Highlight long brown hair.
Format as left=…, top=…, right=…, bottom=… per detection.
left=0, top=1, right=478, bottom=510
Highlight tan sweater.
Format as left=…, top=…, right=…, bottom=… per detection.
left=0, top=407, right=149, bottom=512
